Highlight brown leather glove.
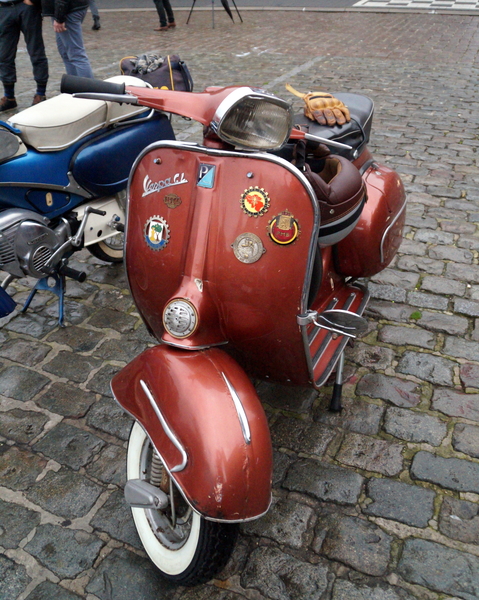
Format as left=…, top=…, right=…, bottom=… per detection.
left=286, top=84, right=351, bottom=127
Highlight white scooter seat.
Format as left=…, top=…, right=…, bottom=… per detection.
left=8, top=76, right=150, bottom=152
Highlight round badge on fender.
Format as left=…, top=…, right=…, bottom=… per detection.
left=144, top=215, right=170, bottom=251
left=241, top=187, right=270, bottom=217
left=232, top=232, right=265, bottom=264
left=268, top=211, right=300, bottom=245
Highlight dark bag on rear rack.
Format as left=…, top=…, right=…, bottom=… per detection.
left=120, top=54, right=193, bottom=91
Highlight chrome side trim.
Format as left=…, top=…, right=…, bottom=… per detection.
left=380, top=197, right=407, bottom=263
left=140, top=379, right=188, bottom=472
left=222, top=372, right=251, bottom=445
left=0, top=172, right=92, bottom=198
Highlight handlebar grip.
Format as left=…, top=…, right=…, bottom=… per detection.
left=61, top=74, right=126, bottom=96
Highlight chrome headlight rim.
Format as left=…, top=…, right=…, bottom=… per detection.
left=163, top=298, right=199, bottom=339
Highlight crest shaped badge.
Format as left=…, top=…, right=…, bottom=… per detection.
left=241, top=187, right=270, bottom=217
left=268, top=211, right=300, bottom=245
left=144, top=216, right=170, bottom=251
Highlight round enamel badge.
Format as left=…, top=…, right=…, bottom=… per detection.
left=241, top=187, right=270, bottom=217
left=268, top=211, right=300, bottom=245
left=144, top=215, right=170, bottom=251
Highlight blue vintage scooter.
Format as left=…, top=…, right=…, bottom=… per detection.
left=0, top=76, right=175, bottom=324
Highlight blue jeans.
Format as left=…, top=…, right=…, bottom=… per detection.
left=153, top=0, right=174, bottom=27
left=55, top=9, right=93, bottom=78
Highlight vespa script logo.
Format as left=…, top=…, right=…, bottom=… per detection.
left=142, top=172, right=188, bottom=197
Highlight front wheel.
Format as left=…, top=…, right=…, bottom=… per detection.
left=126, top=422, right=238, bottom=586
left=88, top=233, right=124, bottom=263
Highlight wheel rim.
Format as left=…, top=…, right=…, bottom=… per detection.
left=102, top=232, right=124, bottom=252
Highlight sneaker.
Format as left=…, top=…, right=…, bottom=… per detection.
left=0, top=96, right=17, bottom=112
left=154, top=25, right=169, bottom=31
left=32, top=94, right=46, bottom=106
left=168, top=21, right=176, bottom=28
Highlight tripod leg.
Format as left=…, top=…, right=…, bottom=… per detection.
left=186, top=0, right=197, bottom=24
left=212, top=0, right=215, bottom=29
left=230, top=0, right=243, bottom=23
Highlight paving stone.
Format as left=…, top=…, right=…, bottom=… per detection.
left=35, top=381, right=96, bottom=417
left=417, top=310, right=469, bottom=336
left=177, top=588, right=245, bottom=600
left=415, top=229, right=455, bottom=245
left=0, top=445, right=47, bottom=491
left=366, top=300, right=416, bottom=323
left=411, top=451, right=479, bottom=494
left=0, top=339, right=51, bottom=366
left=369, top=268, right=419, bottom=289
left=43, top=350, right=102, bottom=383
left=397, top=255, right=444, bottom=275
left=446, top=262, right=479, bottom=284
left=407, top=291, right=449, bottom=310
left=347, top=343, right=395, bottom=371
left=357, top=373, right=421, bottom=407
left=90, top=489, right=142, bottom=549
left=24, top=580, right=83, bottom=600
left=0, top=408, right=48, bottom=444
left=0, top=555, right=31, bottom=600
left=432, top=388, right=479, bottom=422
left=0, top=499, right=41, bottom=549
left=88, top=265, right=128, bottom=287
left=24, top=523, right=104, bottom=579
left=242, top=496, right=315, bottom=549
left=398, top=538, right=479, bottom=600
left=86, top=395, right=133, bottom=440
left=439, top=496, right=479, bottom=545
left=454, top=298, right=479, bottom=317
left=271, top=416, right=336, bottom=457
left=255, top=380, right=317, bottom=413
left=429, top=245, right=473, bottom=263
left=94, top=336, right=149, bottom=364
left=47, top=325, right=105, bottom=353
left=93, top=288, right=134, bottom=312
left=452, top=423, right=479, bottom=458
left=316, top=514, right=392, bottom=577
left=444, top=337, right=479, bottom=362
left=368, top=283, right=407, bottom=303
left=32, top=422, right=106, bottom=470
left=85, top=547, right=174, bottom=600
left=397, top=351, right=455, bottom=386
left=43, top=299, right=92, bottom=326
left=314, top=397, right=384, bottom=436
left=85, top=443, right=127, bottom=487
left=283, top=458, right=364, bottom=506
left=26, top=468, right=104, bottom=519
left=331, top=579, right=415, bottom=600
left=336, top=433, right=404, bottom=476
left=457, top=235, right=479, bottom=251
left=0, top=365, right=50, bottom=401
left=363, top=477, right=435, bottom=527
left=86, top=364, right=120, bottom=397
left=241, top=546, right=329, bottom=600
left=384, top=407, right=447, bottom=446
left=378, top=324, right=435, bottom=350
left=460, top=363, right=479, bottom=389
left=88, top=307, right=138, bottom=333
left=396, top=238, right=427, bottom=257
left=420, top=275, right=466, bottom=297
left=3, top=313, right=57, bottom=337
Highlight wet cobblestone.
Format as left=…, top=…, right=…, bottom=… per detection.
left=1, top=6, right=479, bottom=600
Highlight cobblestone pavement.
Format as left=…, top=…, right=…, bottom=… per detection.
left=1, top=8, right=479, bottom=600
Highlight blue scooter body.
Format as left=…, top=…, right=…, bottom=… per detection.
left=0, top=112, right=175, bottom=220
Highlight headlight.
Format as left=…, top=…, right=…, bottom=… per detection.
left=163, top=299, right=198, bottom=338
left=211, top=87, right=293, bottom=150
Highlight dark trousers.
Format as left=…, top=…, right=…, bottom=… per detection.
left=0, top=2, right=49, bottom=87
left=153, top=0, right=174, bottom=27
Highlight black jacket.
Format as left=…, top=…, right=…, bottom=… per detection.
left=41, top=0, right=90, bottom=23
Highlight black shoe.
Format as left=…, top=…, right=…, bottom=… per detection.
left=0, top=96, right=17, bottom=112
left=92, top=16, right=101, bottom=30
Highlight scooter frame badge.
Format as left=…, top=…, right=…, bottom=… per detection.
left=267, top=211, right=300, bottom=245
left=241, top=187, right=270, bottom=217
left=144, top=215, right=170, bottom=251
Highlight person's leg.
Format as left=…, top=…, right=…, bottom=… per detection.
left=163, top=0, right=175, bottom=25
left=56, top=9, right=94, bottom=78
left=153, top=0, right=168, bottom=28
left=20, top=3, right=48, bottom=103
left=90, top=0, right=100, bottom=29
left=0, top=5, right=20, bottom=109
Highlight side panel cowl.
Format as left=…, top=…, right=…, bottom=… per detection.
left=111, top=344, right=273, bottom=522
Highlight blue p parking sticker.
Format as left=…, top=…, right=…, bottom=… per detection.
left=197, top=164, right=216, bottom=188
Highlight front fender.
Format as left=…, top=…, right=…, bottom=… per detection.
left=111, top=345, right=272, bottom=522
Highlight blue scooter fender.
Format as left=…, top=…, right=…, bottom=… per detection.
left=111, top=345, right=273, bottom=522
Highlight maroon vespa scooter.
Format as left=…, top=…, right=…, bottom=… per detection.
left=63, top=75, right=406, bottom=585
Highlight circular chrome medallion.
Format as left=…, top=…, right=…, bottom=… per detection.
left=232, top=232, right=265, bottom=264
left=241, top=187, right=270, bottom=217
left=163, top=299, right=198, bottom=338
left=144, top=215, right=170, bottom=251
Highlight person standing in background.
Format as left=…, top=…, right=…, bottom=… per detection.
left=41, top=0, right=93, bottom=78
left=89, top=0, right=100, bottom=30
left=0, top=0, right=49, bottom=111
left=153, top=0, right=175, bottom=32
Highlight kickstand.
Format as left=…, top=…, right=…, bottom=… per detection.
left=22, top=273, right=66, bottom=327
left=329, top=351, right=345, bottom=412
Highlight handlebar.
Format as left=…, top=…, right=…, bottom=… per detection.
left=61, top=74, right=126, bottom=96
